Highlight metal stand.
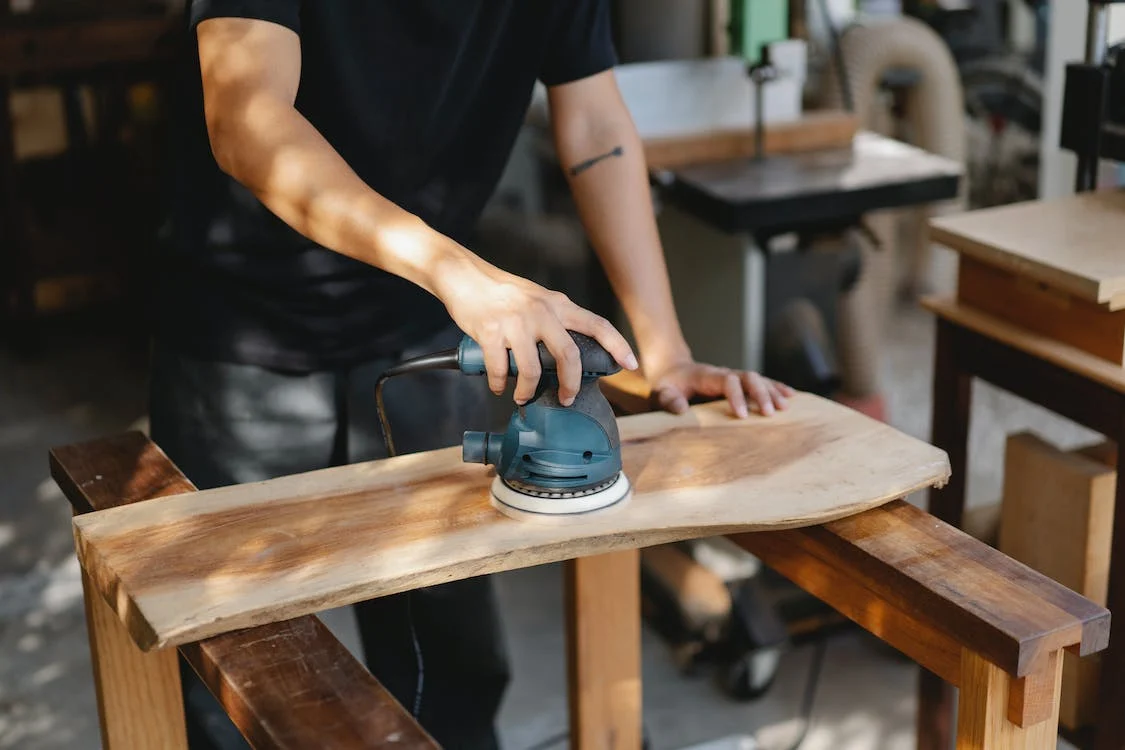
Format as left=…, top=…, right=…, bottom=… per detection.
left=1060, top=0, right=1125, bottom=192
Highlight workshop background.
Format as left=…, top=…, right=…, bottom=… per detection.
left=0, top=0, right=1116, bottom=748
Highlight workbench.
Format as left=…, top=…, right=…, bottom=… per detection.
left=655, top=130, right=961, bottom=375
left=52, top=373, right=1108, bottom=749
left=923, top=188, right=1125, bottom=750
left=524, top=56, right=961, bottom=380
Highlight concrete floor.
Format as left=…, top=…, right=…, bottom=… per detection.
left=0, top=287, right=1091, bottom=749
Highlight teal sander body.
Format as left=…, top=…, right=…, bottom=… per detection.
left=375, top=331, right=631, bottom=516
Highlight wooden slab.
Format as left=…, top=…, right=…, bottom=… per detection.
left=958, top=256, right=1125, bottom=366
left=930, top=190, right=1125, bottom=309
left=922, top=295, right=1125, bottom=396
left=643, top=111, right=859, bottom=170
left=51, top=433, right=437, bottom=750
left=72, top=394, right=949, bottom=651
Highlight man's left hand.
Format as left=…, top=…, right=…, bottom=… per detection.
left=648, top=360, right=794, bottom=419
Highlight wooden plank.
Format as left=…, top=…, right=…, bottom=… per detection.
left=732, top=519, right=965, bottom=686
left=922, top=296, right=1125, bottom=396
left=999, top=433, right=1110, bottom=729
left=643, top=111, right=858, bottom=170
left=1000, top=433, right=1115, bottom=607
left=180, top=618, right=437, bottom=750
left=738, top=500, right=1109, bottom=679
left=958, top=256, right=1125, bottom=366
left=1060, top=650, right=1102, bottom=734
left=51, top=433, right=437, bottom=750
left=71, top=394, right=950, bottom=650
left=80, top=568, right=187, bottom=750
left=1008, top=651, right=1061, bottom=728
left=566, top=550, right=642, bottom=750
left=929, top=190, right=1125, bottom=308
left=957, top=648, right=1063, bottom=748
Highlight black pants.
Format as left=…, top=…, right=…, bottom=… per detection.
left=148, top=325, right=512, bottom=750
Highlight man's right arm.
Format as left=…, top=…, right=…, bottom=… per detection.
left=196, top=17, right=637, bottom=403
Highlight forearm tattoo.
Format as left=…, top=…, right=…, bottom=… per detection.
left=568, top=145, right=624, bottom=177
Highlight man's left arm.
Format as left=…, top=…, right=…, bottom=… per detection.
left=548, top=70, right=792, bottom=417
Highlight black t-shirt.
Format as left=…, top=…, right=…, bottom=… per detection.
left=157, top=0, right=616, bottom=372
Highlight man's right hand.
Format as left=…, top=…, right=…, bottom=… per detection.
left=430, top=249, right=638, bottom=407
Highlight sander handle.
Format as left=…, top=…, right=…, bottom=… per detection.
left=457, top=331, right=621, bottom=379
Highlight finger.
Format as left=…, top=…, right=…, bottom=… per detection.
left=561, top=306, right=638, bottom=371
left=775, top=380, right=796, bottom=398
left=766, top=380, right=789, bottom=410
left=688, top=364, right=734, bottom=397
left=481, top=333, right=510, bottom=396
left=507, top=325, right=542, bottom=406
left=724, top=372, right=750, bottom=419
left=743, top=371, right=775, bottom=416
left=541, top=322, right=582, bottom=406
left=655, top=386, right=690, bottom=414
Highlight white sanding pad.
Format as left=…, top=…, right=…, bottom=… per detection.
left=490, top=472, right=632, bottom=520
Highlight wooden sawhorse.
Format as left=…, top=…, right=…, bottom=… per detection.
left=921, top=297, right=1125, bottom=750
left=53, top=376, right=1108, bottom=749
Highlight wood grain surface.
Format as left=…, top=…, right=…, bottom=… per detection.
left=922, top=296, right=1125, bottom=396
left=930, top=190, right=1125, bottom=308
left=737, top=500, right=1109, bottom=680
left=1000, top=434, right=1115, bottom=731
left=958, top=256, right=1125, bottom=365
left=180, top=617, right=437, bottom=750
left=957, top=649, right=1063, bottom=748
left=566, top=551, right=642, bottom=750
left=80, top=568, right=188, bottom=750
left=72, top=394, right=950, bottom=651
left=643, top=111, right=858, bottom=170
left=52, top=433, right=437, bottom=750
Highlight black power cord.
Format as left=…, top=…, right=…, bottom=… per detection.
left=780, top=638, right=829, bottom=750
left=373, top=348, right=459, bottom=458
left=371, top=347, right=459, bottom=721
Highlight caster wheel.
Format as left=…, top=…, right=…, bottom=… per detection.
left=723, top=645, right=783, bottom=701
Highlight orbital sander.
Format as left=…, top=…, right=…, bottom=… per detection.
left=375, top=331, right=631, bottom=516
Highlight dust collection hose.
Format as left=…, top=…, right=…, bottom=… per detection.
left=374, top=348, right=459, bottom=458
left=817, top=15, right=965, bottom=397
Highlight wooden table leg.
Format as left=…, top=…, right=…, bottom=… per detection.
left=1094, top=404, right=1125, bottom=750
left=81, top=570, right=187, bottom=749
left=929, top=319, right=973, bottom=526
left=921, top=319, right=974, bottom=750
left=957, top=649, right=1062, bottom=749
left=566, top=549, right=642, bottom=750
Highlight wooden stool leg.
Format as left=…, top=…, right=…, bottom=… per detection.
left=956, top=650, right=1062, bottom=750
left=1094, top=404, right=1125, bottom=750
left=81, top=571, right=187, bottom=749
left=566, top=549, right=642, bottom=750
left=922, top=319, right=974, bottom=750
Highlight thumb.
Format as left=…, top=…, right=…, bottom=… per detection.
left=655, top=386, right=690, bottom=415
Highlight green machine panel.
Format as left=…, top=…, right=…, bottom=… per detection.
left=729, top=0, right=789, bottom=63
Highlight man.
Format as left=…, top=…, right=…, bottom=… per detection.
left=153, top=2, right=793, bottom=748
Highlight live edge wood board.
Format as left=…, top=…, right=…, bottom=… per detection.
left=73, top=394, right=950, bottom=652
